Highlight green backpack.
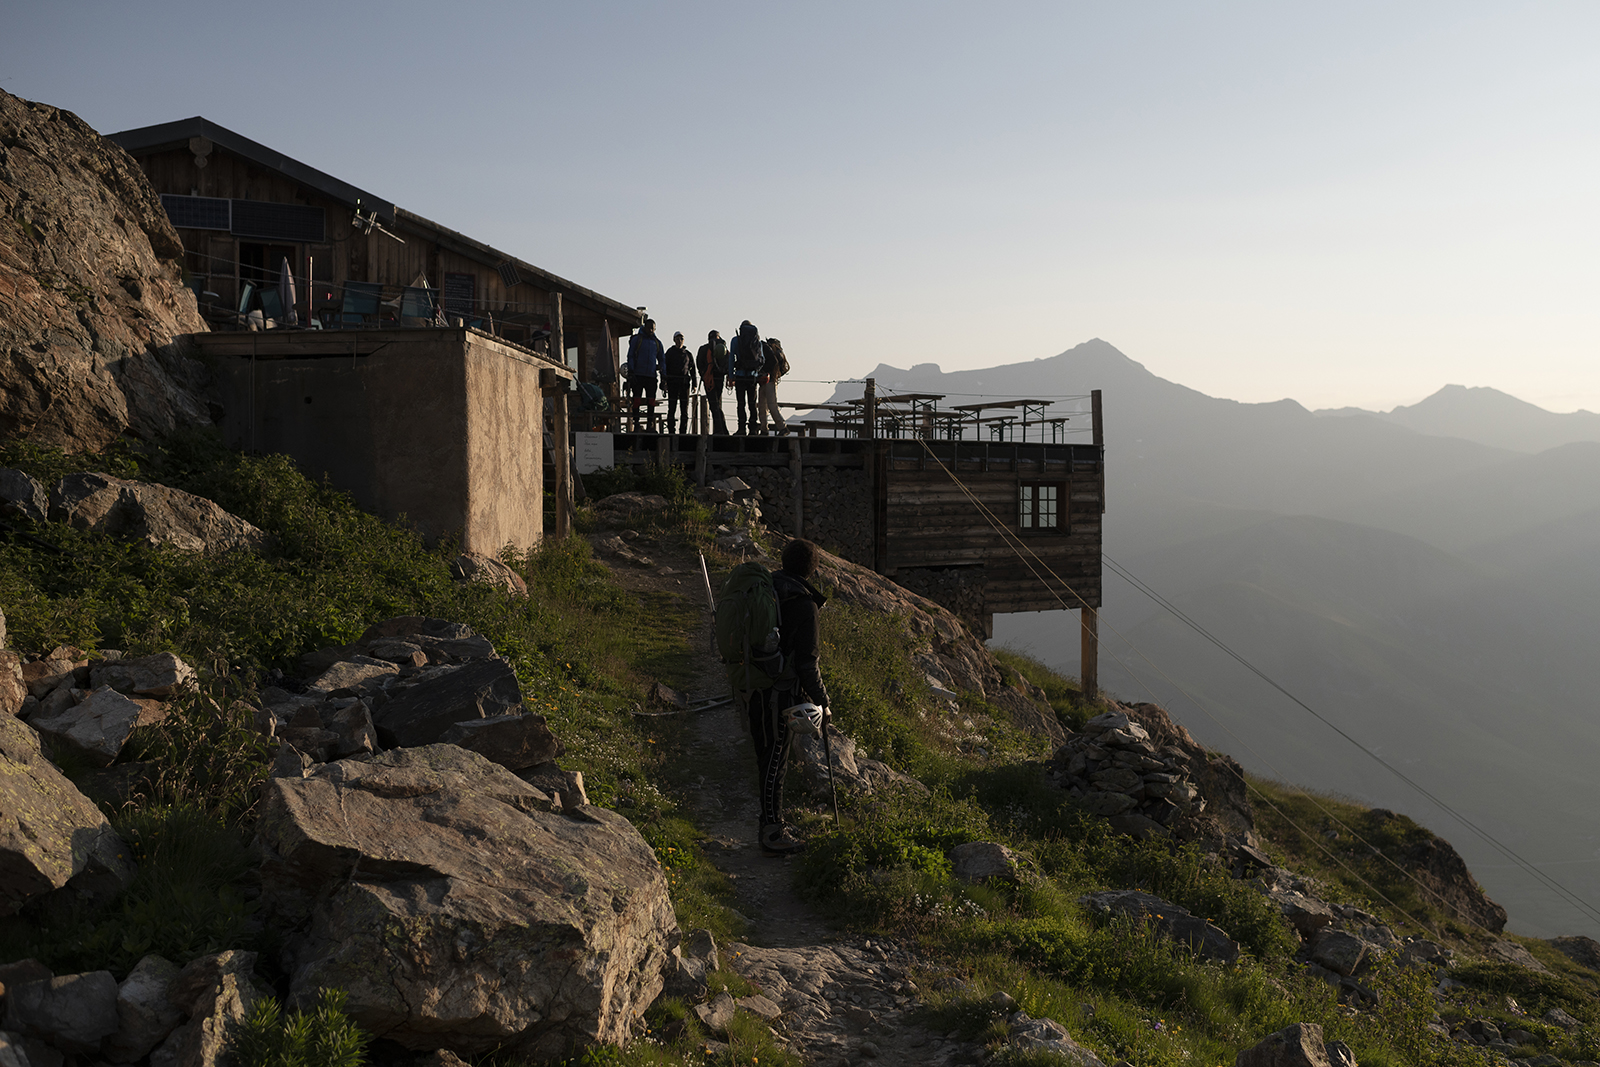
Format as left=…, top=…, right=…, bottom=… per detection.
left=716, top=562, right=786, bottom=692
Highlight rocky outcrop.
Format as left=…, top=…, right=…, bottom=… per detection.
left=1078, top=889, right=1241, bottom=963
left=104, top=954, right=183, bottom=1063
left=449, top=551, right=527, bottom=596
left=0, top=89, right=211, bottom=452
left=1359, top=807, right=1506, bottom=933
left=256, top=745, right=675, bottom=1058
left=792, top=727, right=926, bottom=800
left=0, top=469, right=46, bottom=521
left=1235, top=1022, right=1337, bottom=1067
left=49, top=473, right=264, bottom=554
left=0, top=711, right=134, bottom=916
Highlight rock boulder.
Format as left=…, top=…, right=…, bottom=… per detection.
left=1235, top=1022, right=1333, bottom=1067
left=27, top=686, right=152, bottom=767
left=0, top=470, right=47, bottom=522
left=255, top=745, right=675, bottom=1058
left=50, top=473, right=264, bottom=554
left=1079, top=889, right=1240, bottom=964
left=1, top=971, right=119, bottom=1055
left=88, top=651, right=194, bottom=698
left=371, top=658, right=523, bottom=749
left=0, top=712, right=134, bottom=915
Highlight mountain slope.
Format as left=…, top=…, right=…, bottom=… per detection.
left=1318, top=383, right=1600, bottom=454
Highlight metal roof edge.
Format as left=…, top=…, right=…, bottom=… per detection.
left=105, top=116, right=397, bottom=222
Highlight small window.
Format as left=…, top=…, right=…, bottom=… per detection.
left=1019, top=481, right=1064, bottom=532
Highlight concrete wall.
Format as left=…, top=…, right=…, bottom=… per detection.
left=199, top=328, right=558, bottom=552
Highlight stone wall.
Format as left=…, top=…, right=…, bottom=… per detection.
left=708, top=464, right=872, bottom=566
left=891, top=566, right=989, bottom=638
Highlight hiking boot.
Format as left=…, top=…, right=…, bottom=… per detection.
left=759, top=823, right=805, bottom=857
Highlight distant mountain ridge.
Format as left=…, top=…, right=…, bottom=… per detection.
left=1316, top=383, right=1600, bottom=454
left=833, top=340, right=1600, bottom=940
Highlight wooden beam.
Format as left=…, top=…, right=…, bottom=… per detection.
left=551, top=293, right=572, bottom=540
left=790, top=436, right=804, bottom=538
left=695, top=433, right=708, bottom=487
left=1080, top=605, right=1099, bottom=700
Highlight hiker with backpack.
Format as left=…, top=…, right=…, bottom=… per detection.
left=716, top=539, right=831, bottom=856
left=696, top=329, right=731, bottom=436
left=755, top=337, right=790, bottom=435
left=729, top=320, right=765, bottom=435
left=625, top=319, right=664, bottom=431
left=662, top=330, right=697, bottom=434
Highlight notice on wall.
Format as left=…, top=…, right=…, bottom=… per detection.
left=442, top=272, right=476, bottom=318
left=575, top=432, right=615, bottom=475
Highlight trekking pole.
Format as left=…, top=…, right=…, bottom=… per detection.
left=823, top=723, right=840, bottom=828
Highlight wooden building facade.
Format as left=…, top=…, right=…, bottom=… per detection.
left=105, top=117, right=642, bottom=385
left=598, top=388, right=1107, bottom=689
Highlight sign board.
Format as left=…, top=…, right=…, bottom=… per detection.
left=575, top=432, right=615, bottom=475
left=442, top=272, right=476, bottom=318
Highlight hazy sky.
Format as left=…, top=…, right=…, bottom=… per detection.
left=5, top=2, right=1598, bottom=412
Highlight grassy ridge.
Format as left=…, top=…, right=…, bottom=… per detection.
left=5, top=437, right=1600, bottom=1065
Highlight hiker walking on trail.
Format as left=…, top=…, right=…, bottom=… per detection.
left=717, top=539, right=831, bottom=857
left=625, top=319, right=664, bottom=431
left=662, top=330, right=697, bottom=434
left=696, top=330, right=731, bottom=436
left=729, top=320, right=764, bottom=435
left=755, top=336, right=790, bottom=435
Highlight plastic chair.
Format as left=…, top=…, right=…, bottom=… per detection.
left=340, top=281, right=382, bottom=326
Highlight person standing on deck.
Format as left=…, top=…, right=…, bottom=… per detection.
left=662, top=330, right=697, bottom=433
left=755, top=336, right=790, bottom=435
left=625, top=319, right=664, bottom=431
left=729, top=320, right=764, bottom=434
left=697, top=329, right=731, bottom=435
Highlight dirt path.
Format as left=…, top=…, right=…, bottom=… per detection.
left=590, top=526, right=989, bottom=1067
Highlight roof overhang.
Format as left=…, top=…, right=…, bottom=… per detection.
left=106, top=116, right=396, bottom=223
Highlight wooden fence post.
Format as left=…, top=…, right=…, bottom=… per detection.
left=789, top=436, right=804, bottom=538
left=1080, top=606, right=1099, bottom=701
left=551, top=293, right=572, bottom=540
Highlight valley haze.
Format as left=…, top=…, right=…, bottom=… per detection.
left=822, top=339, right=1600, bottom=940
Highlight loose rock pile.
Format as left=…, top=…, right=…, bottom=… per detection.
left=0, top=948, right=265, bottom=1066
left=1047, top=710, right=1211, bottom=839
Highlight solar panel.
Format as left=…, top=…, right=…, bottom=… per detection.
left=160, top=194, right=231, bottom=231
left=229, top=200, right=326, bottom=243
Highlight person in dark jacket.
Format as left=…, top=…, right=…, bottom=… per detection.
left=662, top=330, right=697, bottom=433
left=748, top=538, right=831, bottom=856
left=625, top=319, right=664, bottom=431
left=696, top=330, right=731, bottom=435
left=728, top=320, right=764, bottom=434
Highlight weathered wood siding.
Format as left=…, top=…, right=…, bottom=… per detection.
left=131, top=145, right=625, bottom=353
left=880, top=441, right=1103, bottom=612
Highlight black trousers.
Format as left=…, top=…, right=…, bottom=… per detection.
left=664, top=380, right=691, bottom=434
left=734, top=379, right=759, bottom=434
left=746, top=687, right=793, bottom=830
left=706, top=380, right=730, bottom=435
left=627, top=374, right=658, bottom=430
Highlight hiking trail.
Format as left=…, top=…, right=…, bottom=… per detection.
left=589, top=526, right=989, bottom=1067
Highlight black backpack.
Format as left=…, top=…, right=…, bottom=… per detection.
left=766, top=339, right=790, bottom=380
left=735, top=323, right=763, bottom=372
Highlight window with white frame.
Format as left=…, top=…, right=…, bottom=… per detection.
left=1018, top=481, right=1064, bottom=531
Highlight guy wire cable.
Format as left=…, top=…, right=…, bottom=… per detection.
left=1098, top=551, right=1600, bottom=928
left=895, top=411, right=1597, bottom=934
left=900, top=431, right=1465, bottom=936
left=896, top=413, right=1600, bottom=931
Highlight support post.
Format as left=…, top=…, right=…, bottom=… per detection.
left=789, top=436, right=804, bottom=538
left=695, top=432, right=709, bottom=487
left=656, top=433, right=669, bottom=469
left=861, top=377, right=877, bottom=439
left=550, top=293, right=572, bottom=540
left=1080, top=605, right=1099, bottom=701
left=1092, top=387, right=1104, bottom=513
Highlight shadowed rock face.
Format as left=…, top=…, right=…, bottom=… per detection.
left=0, top=712, right=133, bottom=916
left=255, top=745, right=675, bottom=1057
left=0, top=89, right=210, bottom=451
